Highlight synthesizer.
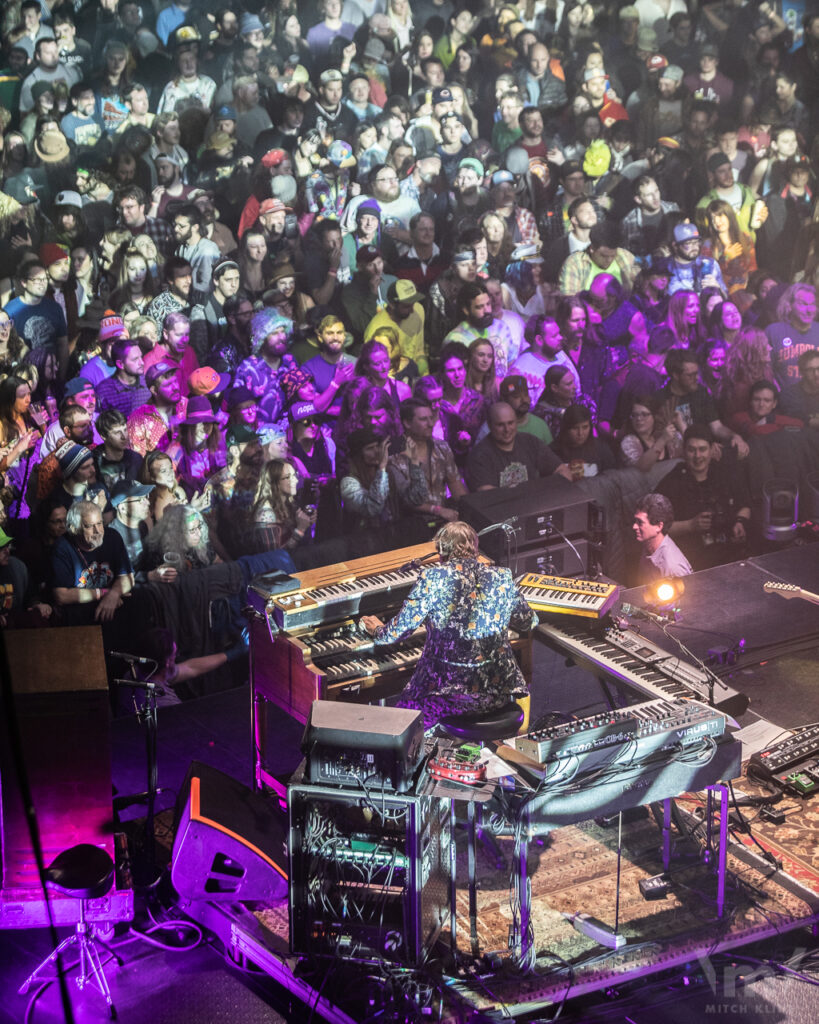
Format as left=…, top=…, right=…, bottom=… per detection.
left=537, top=619, right=749, bottom=718
left=517, top=573, right=621, bottom=618
left=513, top=698, right=727, bottom=764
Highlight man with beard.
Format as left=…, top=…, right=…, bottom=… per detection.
left=203, top=8, right=240, bottom=80
left=172, top=205, right=221, bottom=305
left=346, top=164, right=421, bottom=248
left=40, top=243, right=79, bottom=342
left=302, top=314, right=357, bottom=402
left=444, top=282, right=516, bottom=377
left=498, top=375, right=552, bottom=442
left=302, top=68, right=358, bottom=143
left=96, top=340, right=151, bottom=418
left=341, top=245, right=397, bottom=342
left=543, top=197, right=597, bottom=284
left=235, top=309, right=297, bottom=427
left=146, top=257, right=194, bottom=326
left=619, top=175, right=679, bottom=262
left=144, top=312, right=199, bottom=391
left=52, top=499, right=133, bottom=625
left=191, top=190, right=237, bottom=256
left=209, top=296, right=254, bottom=375
left=117, top=185, right=174, bottom=255
left=450, top=157, right=492, bottom=225
left=190, top=257, right=241, bottom=360
left=365, top=280, right=428, bottom=375
left=127, top=361, right=186, bottom=456
left=148, top=152, right=194, bottom=222
left=253, top=197, right=292, bottom=264
left=664, top=221, right=725, bottom=295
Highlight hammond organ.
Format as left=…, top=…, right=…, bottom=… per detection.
left=248, top=544, right=534, bottom=791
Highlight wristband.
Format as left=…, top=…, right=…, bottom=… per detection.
left=328, top=268, right=338, bottom=277
left=293, top=528, right=304, bottom=539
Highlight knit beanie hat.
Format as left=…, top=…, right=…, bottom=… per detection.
left=57, top=443, right=93, bottom=478
left=250, top=308, right=293, bottom=354
left=99, top=310, right=126, bottom=341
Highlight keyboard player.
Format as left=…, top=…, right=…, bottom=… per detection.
left=361, top=522, right=537, bottom=728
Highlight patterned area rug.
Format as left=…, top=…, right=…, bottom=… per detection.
left=444, top=797, right=819, bottom=1012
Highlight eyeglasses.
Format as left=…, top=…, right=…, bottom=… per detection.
left=26, top=275, right=47, bottom=284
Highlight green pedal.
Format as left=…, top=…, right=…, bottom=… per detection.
left=787, top=771, right=816, bottom=794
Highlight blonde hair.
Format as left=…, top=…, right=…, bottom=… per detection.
left=434, top=521, right=478, bottom=561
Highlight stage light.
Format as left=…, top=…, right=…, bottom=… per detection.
left=644, top=577, right=685, bottom=611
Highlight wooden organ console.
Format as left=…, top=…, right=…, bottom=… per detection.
left=248, top=543, right=533, bottom=792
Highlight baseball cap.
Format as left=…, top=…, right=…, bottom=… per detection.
left=661, top=64, right=684, bottom=83
left=646, top=54, right=668, bottom=72
left=432, top=86, right=453, bottom=104
left=145, top=360, right=178, bottom=386
left=786, top=154, right=811, bottom=173
left=182, top=395, right=220, bottom=424
left=259, top=197, right=288, bottom=215
left=189, top=366, right=231, bottom=395
left=619, top=5, right=639, bottom=18
left=64, top=376, right=94, bottom=396
left=509, top=242, right=543, bottom=264
left=499, top=375, right=529, bottom=400
left=707, top=151, right=732, bottom=172
left=319, top=68, right=343, bottom=85
left=357, top=244, right=382, bottom=265
left=207, top=131, right=235, bottom=150
left=700, top=42, right=719, bottom=58
left=110, top=479, right=153, bottom=506
left=458, top=157, right=485, bottom=178
left=673, top=222, right=699, bottom=242
left=54, top=189, right=83, bottom=208
left=561, top=160, right=585, bottom=179
left=387, top=280, right=422, bottom=304
left=637, top=28, right=658, bottom=50
left=0, top=527, right=12, bottom=549
left=491, top=168, right=515, bottom=186
left=215, top=105, right=237, bottom=120
left=261, top=148, right=287, bottom=169
left=290, top=400, right=318, bottom=422
left=584, top=67, right=607, bottom=82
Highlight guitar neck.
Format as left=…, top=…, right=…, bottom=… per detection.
left=764, top=582, right=819, bottom=608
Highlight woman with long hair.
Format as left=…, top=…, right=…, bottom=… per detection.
left=700, top=339, right=728, bottom=397
left=718, top=326, right=776, bottom=423
left=704, top=299, right=743, bottom=348
left=502, top=256, right=548, bottom=317
left=618, top=393, right=682, bottom=471
left=631, top=265, right=670, bottom=326
left=21, top=346, right=59, bottom=410
left=550, top=403, right=615, bottom=478
left=438, top=341, right=487, bottom=452
left=465, top=337, right=498, bottom=401
left=144, top=504, right=217, bottom=574
left=110, top=248, right=156, bottom=313
left=251, top=457, right=315, bottom=553
left=274, top=10, right=312, bottom=72
left=450, top=44, right=480, bottom=96
left=0, top=375, right=46, bottom=520
left=387, top=0, right=414, bottom=49
left=0, top=309, right=29, bottom=376
left=665, top=290, right=704, bottom=351
left=371, top=324, right=418, bottom=385
left=353, top=338, right=411, bottom=406
left=557, top=294, right=610, bottom=410
left=480, top=211, right=515, bottom=282
left=237, top=230, right=272, bottom=304
left=339, top=427, right=398, bottom=530
left=166, top=397, right=226, bottom=494
left=703, top=198, right=757, bottom=293
left=534, top=364, right=584, bottom=437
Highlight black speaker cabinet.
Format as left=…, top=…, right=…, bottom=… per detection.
left=172, top=761, right=288, bottom=903
left=288, top=781, right=451, bottom=965
left=514, top=538, right=592, bottom=577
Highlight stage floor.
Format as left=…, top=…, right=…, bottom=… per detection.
left=4, top=542, right=819, bottom=1022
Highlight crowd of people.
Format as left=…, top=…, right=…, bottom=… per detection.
left=1, top=0, right=818, bottom=689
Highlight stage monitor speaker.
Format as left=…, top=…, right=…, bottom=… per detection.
left=1, top=627, right=113, bottom=892
left=460, top=475, right=592, bottom=548
left=763, top=478, right=798, bottom=542
left=172, top=761, right=288, bottom=903
left=514, top=538, right=591, bottom=578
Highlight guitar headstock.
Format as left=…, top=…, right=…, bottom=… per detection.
left=763, top=582, right=801, bottom=598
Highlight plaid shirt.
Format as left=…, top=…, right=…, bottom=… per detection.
left=96, top=375, right=151, bottom=417
left=129, top=218, right=174, bottom=258
left=620, top=201, right=679, bottom=260
left=558, top=248, right=637, bottom=295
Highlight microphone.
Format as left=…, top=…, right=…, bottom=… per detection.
left=477, top=516, right=519, bottom=537
left=618, top=602, right=674, bottom=625
left=107, top=650, right=157, bottom=666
